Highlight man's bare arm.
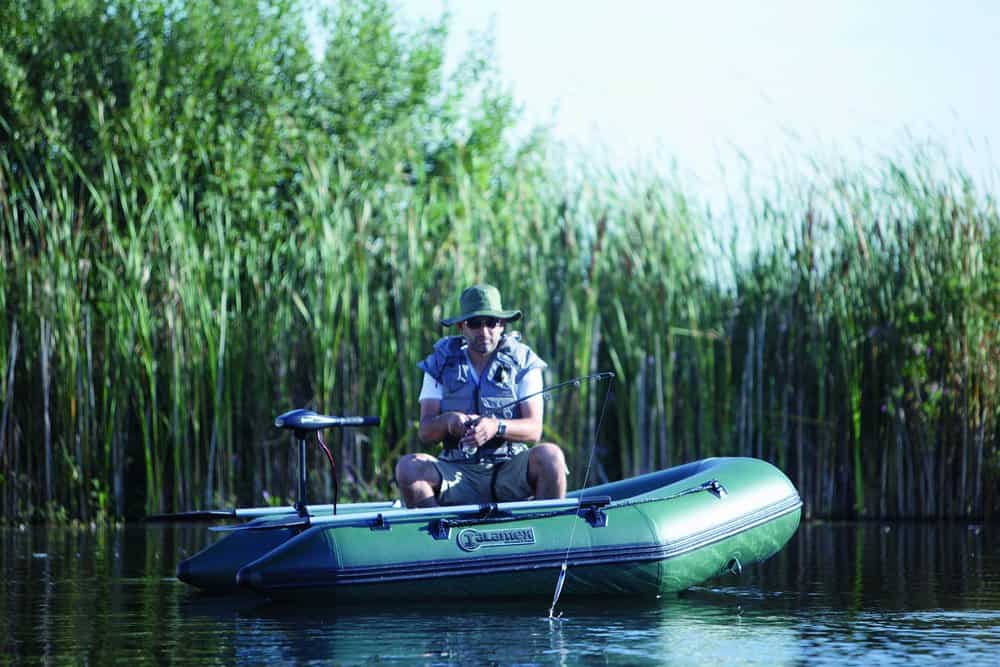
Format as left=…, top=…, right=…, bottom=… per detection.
left=458, top=396, right=544, bottom=447
left=418, top=399, right=471, bottom=443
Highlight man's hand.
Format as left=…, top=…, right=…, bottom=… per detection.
left=443, top=412, right=472, bottom=438
left=459, top=416, right=499, bottom=449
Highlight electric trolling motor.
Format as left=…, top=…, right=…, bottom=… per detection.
left=274, top=409, right=380, bottom=516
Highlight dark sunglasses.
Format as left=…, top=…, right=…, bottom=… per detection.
left=465, top=317, right=504, bottom=329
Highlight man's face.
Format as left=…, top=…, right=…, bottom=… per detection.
left=459, top=317, right=505, bottom=355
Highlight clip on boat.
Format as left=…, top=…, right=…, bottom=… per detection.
left=169, top=408, right=802, bottom=601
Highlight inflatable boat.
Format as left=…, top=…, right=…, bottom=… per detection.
left=172, top=408, right=802, bottom=600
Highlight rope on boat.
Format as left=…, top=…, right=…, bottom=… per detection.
left=431, top=479, right=723, bottom=533
left=603, top=479, right=729, bottom=509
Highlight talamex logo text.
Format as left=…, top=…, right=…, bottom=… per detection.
left=457, top=527, right=536, bottom=552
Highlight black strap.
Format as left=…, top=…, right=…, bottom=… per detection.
left=443, top=439, right=511, bottom=463
left=489, top=460, right=507, bottom=503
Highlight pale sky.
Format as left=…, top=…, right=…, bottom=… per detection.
left=324, top=1, right=1000, bottom=199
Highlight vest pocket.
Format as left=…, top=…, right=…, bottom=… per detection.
left=442, top=362, right=468, bottom=394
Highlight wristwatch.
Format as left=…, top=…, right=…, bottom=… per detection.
left=495, top=420, right=507, bottom=439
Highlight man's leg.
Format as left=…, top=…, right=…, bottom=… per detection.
left=527, top=443, right=568, bottom=500
left=395, top=453, right=442, bottom=507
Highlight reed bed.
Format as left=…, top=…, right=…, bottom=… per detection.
left=1, top=0, right=996, bottom=521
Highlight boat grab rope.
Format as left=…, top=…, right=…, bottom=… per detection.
left=429, top=480, right=726, bottom=533
left=604, top=479, right=730, bottom=509
left=548, top=372, right=615, bottom=619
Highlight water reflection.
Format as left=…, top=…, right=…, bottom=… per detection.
left=1, top=522, right=997, bottom=665
left=173, top=595, right=799, bottom=666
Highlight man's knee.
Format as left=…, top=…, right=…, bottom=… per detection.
left=529, top=442, right=566, bottom=476
left=527, top=443, right=568, bottom=500
left=396, top=453, right=438, bottom=485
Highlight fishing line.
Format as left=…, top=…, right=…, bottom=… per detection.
left=547, top=373, right=615, bottom=620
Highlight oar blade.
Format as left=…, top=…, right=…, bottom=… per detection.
left=209, top=516, right=311, bottom=533
left=145, top=509, right=236, bottom=522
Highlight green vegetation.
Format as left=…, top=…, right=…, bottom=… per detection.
left=1, top=0, right=996, bottom=521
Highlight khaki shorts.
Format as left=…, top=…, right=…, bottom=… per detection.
left=434, top=448, right=536, bottom=505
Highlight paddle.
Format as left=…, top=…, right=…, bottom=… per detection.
left=145, top=501, right=399, bottom=523
left=207, top=496, right=611, bottom=533
left=146, top=509, right=238, bottom=522
left=209, top=514, right=313, bottom=532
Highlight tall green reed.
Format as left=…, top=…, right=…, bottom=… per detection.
left=2, top=134, right=997, bottom=520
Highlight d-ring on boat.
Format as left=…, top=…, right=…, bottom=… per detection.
left=170, top=407, right=802, bottom=601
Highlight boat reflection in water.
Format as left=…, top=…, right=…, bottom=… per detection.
left=181, top=594, right=801, bottom=665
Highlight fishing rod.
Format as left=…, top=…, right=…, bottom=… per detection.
left=268, top=375, right=615, bottom=518
left=464, top=371, right=616, bottom=428
left=274, top=379, right=613, bottom=518
left=210, top=373, right=616, bottom=530
left=153, top=374, right=614, bottom=525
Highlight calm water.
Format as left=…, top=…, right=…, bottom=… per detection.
left=1, top=521, right=997, bottom=665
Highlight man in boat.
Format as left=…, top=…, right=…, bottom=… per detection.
left=395, top=284, right=568, bottom=507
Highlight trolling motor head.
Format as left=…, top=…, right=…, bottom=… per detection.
left=274, top=409, right=380, bottom=516
left=275, top=409, right=380, bottom=438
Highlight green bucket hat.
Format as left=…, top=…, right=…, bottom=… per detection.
left=440, top=284, right=522, bottom=326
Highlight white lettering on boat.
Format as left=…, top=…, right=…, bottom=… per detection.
left=457, top=527, right=536, bottom=552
